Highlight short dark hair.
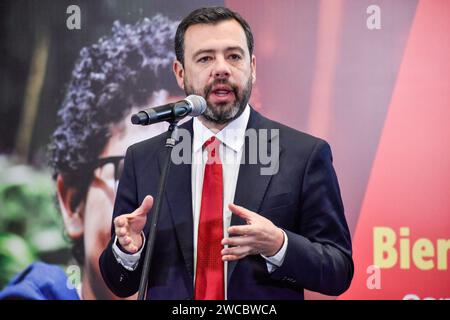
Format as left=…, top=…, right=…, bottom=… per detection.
left=175, top=6, right=254, bottom=65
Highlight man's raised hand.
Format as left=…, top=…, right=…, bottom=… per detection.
left=221, top=203, right=284, bottom=261
left=114, top=195, right=153, bottom=253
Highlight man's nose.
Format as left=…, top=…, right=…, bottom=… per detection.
left=212, top=56, right=231, bottom=79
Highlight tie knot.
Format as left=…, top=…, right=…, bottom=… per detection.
left=203, top=136, right=221, bottom=159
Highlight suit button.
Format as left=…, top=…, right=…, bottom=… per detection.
left=282, top=276, right=296, bottom=284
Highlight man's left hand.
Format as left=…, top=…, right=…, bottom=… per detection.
left=221, top=203, right=284, bottom=261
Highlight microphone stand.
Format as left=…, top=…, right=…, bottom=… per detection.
left=137, top=120, right=179, bottom=300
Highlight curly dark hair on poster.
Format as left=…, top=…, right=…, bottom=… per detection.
left=48, top=15, right=180, bottom=264
left=49, top=14, right=179, bottom=179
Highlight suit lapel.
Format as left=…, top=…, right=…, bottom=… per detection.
left=227, top=108, right=280, bottom=283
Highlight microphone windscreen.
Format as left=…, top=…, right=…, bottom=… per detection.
left=185, top=95, right=207, bottom=117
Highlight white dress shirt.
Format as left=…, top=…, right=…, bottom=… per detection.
left=112, top=105, right=288, bottom=299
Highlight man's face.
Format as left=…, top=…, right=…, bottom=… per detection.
left=174, top=19, right=256, bottom=124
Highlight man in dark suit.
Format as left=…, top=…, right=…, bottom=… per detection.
left=99, top=6, right=353, bottom=300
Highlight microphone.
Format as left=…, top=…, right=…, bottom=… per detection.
left=131, top=95, right=206, bottom=125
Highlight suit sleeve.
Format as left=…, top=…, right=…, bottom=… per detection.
left=99, top=145, right=146, bottom=298
left=270, top=140, right=354, bottom=296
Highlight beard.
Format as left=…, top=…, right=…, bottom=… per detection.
left=183, top=75, right=253, bottom=125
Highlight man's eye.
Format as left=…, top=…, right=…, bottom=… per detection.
left=229, top=54, right=242, bottom=61
left=198, top=56, right=212, bottom=63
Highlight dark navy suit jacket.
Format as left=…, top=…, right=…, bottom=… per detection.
left=99, top=108, right=353, bottom=299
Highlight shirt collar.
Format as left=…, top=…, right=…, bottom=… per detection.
left=193, top=104, right=250, bottom=153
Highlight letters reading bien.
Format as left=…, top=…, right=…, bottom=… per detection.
left=373, top=226, right=450, bottom=270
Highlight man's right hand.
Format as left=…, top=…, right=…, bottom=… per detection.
left=114, top=195, right=153, bottom=254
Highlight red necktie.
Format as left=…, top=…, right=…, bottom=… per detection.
left=195, top=136, right=224, bottom=300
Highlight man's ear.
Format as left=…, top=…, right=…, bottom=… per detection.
left=56, top=175, right=84, bottom=240
left=173, top=60, right=185, bottom=90
left=251, top=54, right=256, bottom=84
